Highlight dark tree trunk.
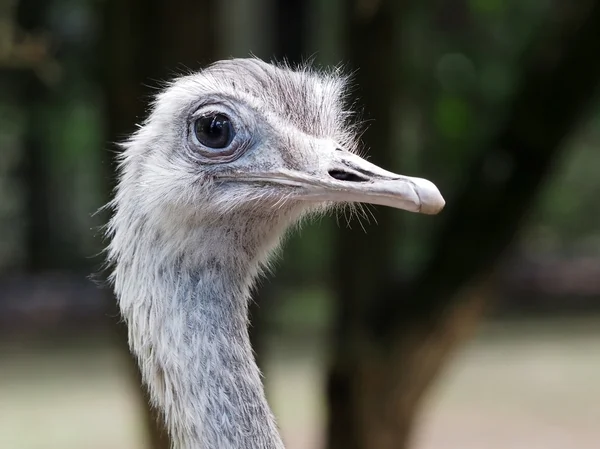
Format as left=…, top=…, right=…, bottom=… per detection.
left=101, top=1, right=218, bottom=448
left=15, top=0, right=73, bottom=272
left=327, top=2, right=600, bottom=449
left=22, top=72, right=53, bottom=271
left=327, top=1, right=408, bottom=447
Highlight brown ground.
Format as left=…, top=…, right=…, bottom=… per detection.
left=1, top=317, right=598, bottom=449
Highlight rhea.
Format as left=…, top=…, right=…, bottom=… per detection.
left=106, top=58, right=444, bottom=449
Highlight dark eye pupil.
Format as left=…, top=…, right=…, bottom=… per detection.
left=194, top=113, right=234, bottom=149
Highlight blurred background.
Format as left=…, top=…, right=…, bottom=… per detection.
left=1, top=0, right=600, bottom=448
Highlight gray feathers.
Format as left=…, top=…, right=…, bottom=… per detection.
left=106, top=58, right=356, bottom=449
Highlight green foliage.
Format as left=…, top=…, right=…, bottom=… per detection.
left=470, top=0, right=506, bottom=15
left=435, top=93, right=471, bottom=142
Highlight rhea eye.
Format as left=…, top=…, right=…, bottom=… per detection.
left=193, top=113, right=235, bottom=149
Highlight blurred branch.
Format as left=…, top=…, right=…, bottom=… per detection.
left=375, top=0, right=600, bottom=337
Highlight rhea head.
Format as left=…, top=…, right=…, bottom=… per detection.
left=113, top=59, right=444, bottom=256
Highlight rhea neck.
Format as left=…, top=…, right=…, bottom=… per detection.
left=114, top=208, right=297, bottom=449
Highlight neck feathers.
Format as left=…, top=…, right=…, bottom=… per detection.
left=108, top=208, right=293, bottom=448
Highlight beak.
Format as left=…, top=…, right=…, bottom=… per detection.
left=300, top=149, right=446, bottom=215
left=222, top=145, right=445, bottom=215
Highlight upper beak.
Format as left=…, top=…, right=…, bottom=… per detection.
left=303, top=149, right=446, bottom=215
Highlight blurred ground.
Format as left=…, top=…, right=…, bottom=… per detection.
left=414, top=317, right=600, bottom=449
left=1, top=316, right=599, bottom=449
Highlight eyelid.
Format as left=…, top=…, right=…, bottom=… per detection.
left=190, top=100, right=235, bottom=119
left=192, top=109, right=224, bottom=121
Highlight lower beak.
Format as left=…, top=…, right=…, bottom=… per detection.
left=299, top=150, right=445, bottom=215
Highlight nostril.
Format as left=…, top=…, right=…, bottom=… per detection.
left=328, top=169, right=368, bottom=182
